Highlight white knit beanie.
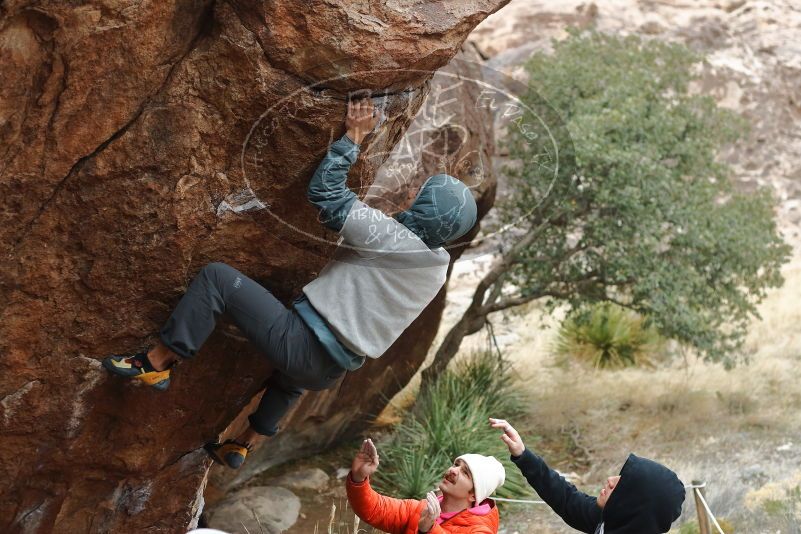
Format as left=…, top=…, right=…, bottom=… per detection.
left=455, top=454, right=506, bottom=505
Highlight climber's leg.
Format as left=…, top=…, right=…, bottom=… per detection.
left=236, top=425, right=265, bottom=449
left=249, top=317, right=345, bottom=435
left=105, top=262, right=291, bottom=391
left=146, top=342, right=179, bottom=371
left=207, top=320, right=344, bottom=469
left=158, top=262, right=288, bottom=359
left=164, top=263, right=343, bottom=467
left=206, top=374, right=305, bottom=469
left=247, top=372, right=306, bottom=437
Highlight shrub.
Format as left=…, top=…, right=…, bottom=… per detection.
left=374, top=351, right=530, bottom=501
left=761, top=485, right=801, bottom=532
left=555, top=303, right=664, bottom=368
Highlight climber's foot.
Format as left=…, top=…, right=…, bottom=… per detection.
left=102, top=352, right=171, bottom=391
left=205, top=440, right=252, bottom=469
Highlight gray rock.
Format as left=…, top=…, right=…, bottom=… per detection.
left=207, top=486, right=300, bottom=534
left=336, top=467, right=351, bottom=480
left=270, top=468, right=330, bottom=492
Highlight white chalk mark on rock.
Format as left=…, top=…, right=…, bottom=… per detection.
left=215, top=187, right=269, bottom=217
left=188, top=469, right=210, bottom=530
left=66, top=355, right=103, bottom=438
left=1, top=380, right=40, bottom=426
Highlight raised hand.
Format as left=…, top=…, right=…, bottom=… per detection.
left=345, top=97, right=379, bottom=145
left=417, top=491, right=441, bottom=532
left=490, top=417, right=526, bottom=457
left=351, top=438, right=380, bottom=482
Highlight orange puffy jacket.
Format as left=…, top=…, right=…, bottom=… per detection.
left=346, top=475, right=500, bottom=534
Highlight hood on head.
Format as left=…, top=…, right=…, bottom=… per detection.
left=603, top=455, right=685, bottom=534
left=394, top=174, right=478, bottom=248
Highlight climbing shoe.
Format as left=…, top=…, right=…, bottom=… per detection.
left=102, top=352, right=171, bottom=391
left=205, top=440, right=252, bottom=469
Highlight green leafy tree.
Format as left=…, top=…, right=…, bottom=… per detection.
left=422, top=32, right=789, bottom=386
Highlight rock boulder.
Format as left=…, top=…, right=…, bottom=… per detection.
left=0, top=1, right=506, bottom=532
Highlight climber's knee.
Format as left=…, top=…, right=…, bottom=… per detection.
left=201, top=261, right=230, bottom=278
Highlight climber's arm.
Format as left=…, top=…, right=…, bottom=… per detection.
left=307, top=98, right=378, bottom=232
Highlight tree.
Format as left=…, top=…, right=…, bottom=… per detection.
left=421, top=31, right=790, bottom=387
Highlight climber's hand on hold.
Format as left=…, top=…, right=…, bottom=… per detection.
left=345, top=96, right=379, bottom=145
left=350, top=438, right=380, bottom=482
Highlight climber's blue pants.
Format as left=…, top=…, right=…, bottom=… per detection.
left=159, top=262, right=345, bottom=436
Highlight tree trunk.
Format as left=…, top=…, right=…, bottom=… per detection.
left=420, top=305, right=488, bottom=389
left=419, top=216, right=584, bottom=390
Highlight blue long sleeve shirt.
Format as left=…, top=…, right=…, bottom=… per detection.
left=306, top=134, right=360, bottom=232
left=294, top=134, right=366, bottom=371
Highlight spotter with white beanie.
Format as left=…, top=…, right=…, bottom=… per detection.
left=347, top=438, right=505, bottom=533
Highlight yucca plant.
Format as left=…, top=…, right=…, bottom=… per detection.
left=374, top=351, right=531, bottom=501
left=556, top=303, right=664, bottom=369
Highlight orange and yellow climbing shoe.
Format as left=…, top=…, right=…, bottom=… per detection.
left=205, top=440, right=252, bottom=469
left=102, top=352, right=171, bottom=391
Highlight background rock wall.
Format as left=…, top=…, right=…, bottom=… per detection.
left=0, top=1, right=507, bottom=532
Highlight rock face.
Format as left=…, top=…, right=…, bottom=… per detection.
left=0, top=1, right=507, bottom=532
left=267, top=468, right=330, bottom=493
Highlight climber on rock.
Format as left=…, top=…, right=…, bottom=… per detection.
left=347, top=438, right=504, bottom=534
left=490, top=418, right=686, bottom=534
left=102, top=96, right=478, bottom=469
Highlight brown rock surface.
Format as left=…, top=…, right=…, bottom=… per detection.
left=0, top=1, right=507, bottom=532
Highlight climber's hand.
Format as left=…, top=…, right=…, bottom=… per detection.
left=345, top=97, right=378, bottom=145
left=350, top=438, right=380, bottom=482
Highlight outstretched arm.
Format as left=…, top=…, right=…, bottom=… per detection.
left=491, top=418, right=602, bottom=533
left=346, top=439, right=420, bottom=534
left=307, top=98, right=378, bottom=232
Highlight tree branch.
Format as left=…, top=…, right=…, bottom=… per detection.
left=469, top=209, right=574, bottom=310
left=483, top=275, right=505, bottom=308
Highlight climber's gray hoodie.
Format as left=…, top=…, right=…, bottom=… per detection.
left=294, top=134, right=477, bottom=369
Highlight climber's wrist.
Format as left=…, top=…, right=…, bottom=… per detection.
left=345, top=128, right=365, bottom=145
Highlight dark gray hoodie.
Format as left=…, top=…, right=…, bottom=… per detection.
left=511, top=449, right=685, bottom=534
